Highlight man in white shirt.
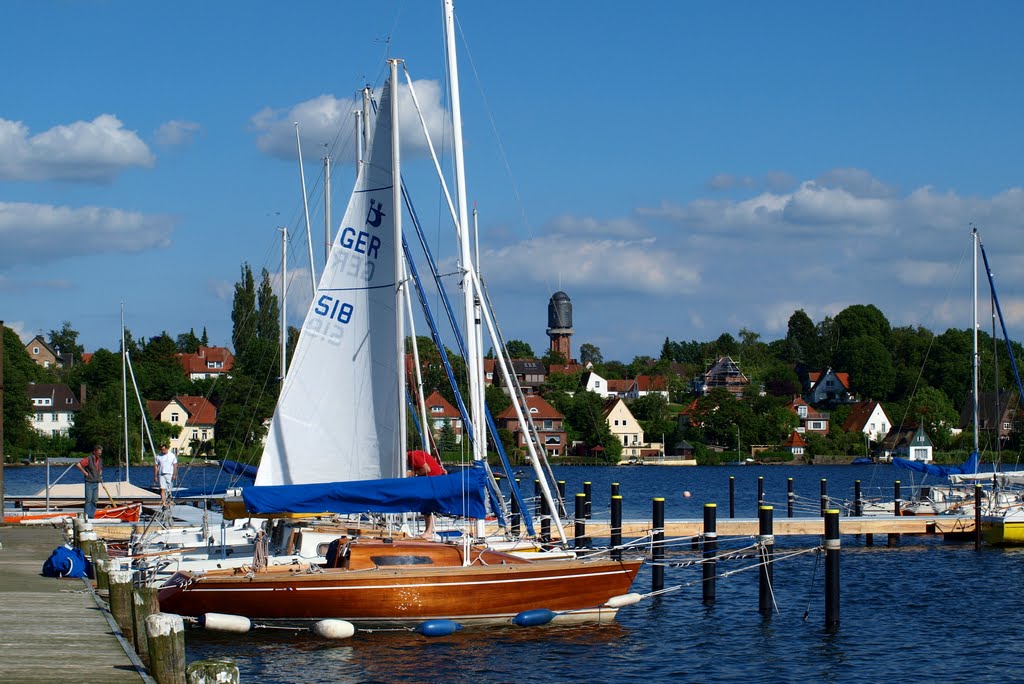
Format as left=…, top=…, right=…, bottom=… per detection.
left=154, top=445, right=178, bottom=507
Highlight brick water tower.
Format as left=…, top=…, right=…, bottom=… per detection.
left=546, top=291, right=574, bottom=363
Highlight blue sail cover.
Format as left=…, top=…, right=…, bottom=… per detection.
left=893, top=451, right=979, bottom=477
left=220, top=459, right=257, bottom=479
left=241, top=466, right=489, bottom=518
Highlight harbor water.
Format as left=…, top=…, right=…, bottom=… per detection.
left=5, top=463, right=1019, bottom=682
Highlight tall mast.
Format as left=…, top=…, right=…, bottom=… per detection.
left=972, top=227, right=979, bottom=455
left=121, top=303, right=129, bottom=481
left=324, top=154, right=331, bottom=265
left=444, top=0, right=484, bottom=467
left=280, top=226, right=288, bottom=393
left=295, top=124, right=316, bottom=293
left=390, top=59, right=408, bottom=462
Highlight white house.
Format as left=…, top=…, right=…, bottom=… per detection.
left=581, top=370, right=610, bottom=398
left=27, top=383, right=82, bottom=437
left=842, top=401, right=892, bottom=443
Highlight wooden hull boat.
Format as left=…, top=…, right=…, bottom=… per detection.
left=158, top=538, right=642, bottom=627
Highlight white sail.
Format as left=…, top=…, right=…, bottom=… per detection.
left=256, top=81, right=402, bottom=486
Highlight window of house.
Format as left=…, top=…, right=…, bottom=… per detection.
left=1003, top=422, right=1012, bottom=431
left=544, top=435, right=560, bottom=445
left=797, top=405, right=808, bottom=418
left=826, top=380, right=834, bottom=387
left=36, top=413, right=44, bottom=422
left=66, top=397, right=73, bottom=404
left=171, top=413, right=180, bottom=423
left=543, top=420, right=552, bottom=429
left=201, top=430, right=208, bottom=439
left=44, top=361, right=51, bottom=368
left=430, top=405, right=442, bottom=413
left=32, top=346, right=39, bottom=355
left=530, top=407, right=538, bottom=413
left=51, top=413, right=58, bottom=422
left=623, top=436, right=628, bottom=446
left=52, top=429, right=60, bottom=437
left=433, top=419, right=444, bottom=430
left=192, top=430, right=199, bottom=439
left=870, top=422, right=875, bottom=431
left=810, top=421, right=824, bottom=430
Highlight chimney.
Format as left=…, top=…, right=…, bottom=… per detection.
left=79, top=383, right=87, bottom=405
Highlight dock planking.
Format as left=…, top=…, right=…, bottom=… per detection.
left=0, top=524, right=144, bottom=683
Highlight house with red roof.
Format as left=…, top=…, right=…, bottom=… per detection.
left=177, top=346, right=234, bottom=381
left=147, top=395, right=217, bottom=455
left=842, top=401, right=892, bottom=443
left=628, top=375, right=669, bottom=400
left=496, top=395, right=566, bottom=457
left=781, top=430, right=808, bottom=457
left=784, top=396, right=830, bottom=436
left=806, top=367, right=855, bottom=406
left=422, top=390, right=463, bottom=446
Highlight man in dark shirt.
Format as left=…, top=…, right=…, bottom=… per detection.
left=76, top=445, right=103, bottom=519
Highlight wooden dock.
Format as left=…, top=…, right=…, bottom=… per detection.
left=559, top=514, right=976, bottom=540
left=0, top=524, right=148, bottom=683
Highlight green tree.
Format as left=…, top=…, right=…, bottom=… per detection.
left=231, top=263, right=257, bottom=357
left=504, top=339, right=534, bottom=359
left=579, top=343, right=602, bottom=366
left=176, top=328, right=201, bottom=353
left=2, top=327, right=43, bottom=456
left=835, top=335, right=895, bottom=401
left=436, top=421, right=458, bottom=453
left=48, top=321, right=84, bottom=364
left=785, top=309, right=818, bottom=365
left=541, top=349, right=567, bottom=366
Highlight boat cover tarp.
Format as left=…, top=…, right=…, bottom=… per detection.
left=893, top=451, right=979, bottom=478
left=241, top=466, right=489, bottom=518
left=220, top=459, right=257, bottom=479
left=172, top=459, right=257, bottom=498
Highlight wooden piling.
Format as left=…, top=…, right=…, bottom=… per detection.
left=975, top=484, right=983, bottom=551
left=703, top=503, right=717, bottom=604
left=729, top=476, right=735, bottom=519
left=889, top=480, right=901, bottom=546
left=146, top=613, right=186, bottom=684
left=820, top=478, right=828, bottom=517
left=583, top=481, right=592, bottom=519
left=133, top=586, right=160, bottom=668
left=610, top=495, right=623, bottom=561
left=824, top=508, right=841, bottom=629
left=186, top=659, right=240, bottom=684
left=787, top=478, right=794, bottom=518
left=108, top=570, right=135, bottom=647
left=652, top=498, right=665, bottom=592
left=758, top=505, right=774, bottom=616
left=94, top=557, right=112, bottom=593
left=574, top=493, right=587, bottom=548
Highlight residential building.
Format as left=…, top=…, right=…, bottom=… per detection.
left=177, top=346, right=235, bottom=381
left=496, top=395, right=566, bottom=457
left=959, top=390, right=1018, bottom=448
left=628, top=375, right=669, bottom=400
left=422, top=390, right=463, bottom=446
left=496, top=359, right=547, bottom=395
left=606, top=379, right=633, bottom=398
left=602, top=398, right=645, bottom=458
left=842, top=401, right=892, bottom=443
left=25, top=335, right=60, bottom=369
left=147, top=395, right=217, bottom=455
left=782, top=431, right=808, bottom=456
left=892, top=424, right=934, bottom=462
left=692, top=356, right=750, bottom=398
left=806, top=367, right=855, bottom=406
left=784, top=396, right=830, bottom=435
left=27, top=383, right=82, bottom=437
left=580, top=370, right=610, bottom=398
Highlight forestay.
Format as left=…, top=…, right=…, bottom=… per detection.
left=256, top=81, right=402, bottom=486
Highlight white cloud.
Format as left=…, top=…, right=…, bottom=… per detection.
left=0, top=202, right=174, bottom=268
left=0, top=115, right=154, bottom=182
left=249, top=80, right=448, bottom=162
left=154, top=120, right=202, bottom=147
left=5, top=321, right=32, bottom=343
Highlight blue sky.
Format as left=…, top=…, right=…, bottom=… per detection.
left=3, top=2, right=1024, bottom=363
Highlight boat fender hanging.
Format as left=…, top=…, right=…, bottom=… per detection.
left=414, top=619, right=463, bottom=637
left=199, top=613, right=252, bottom=633
left=605, top=593, right=643, bottom=609
left=512, top=608, right=557, bottom=627
left=313, top=619, right=356, bottom=639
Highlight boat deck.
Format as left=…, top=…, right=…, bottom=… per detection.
left=0, top=524, right=147, bottom=683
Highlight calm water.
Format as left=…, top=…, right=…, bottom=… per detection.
left=6, top=463, right=1018, bottom=682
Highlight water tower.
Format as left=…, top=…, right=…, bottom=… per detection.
left=546, top=291, right=574, bottom=362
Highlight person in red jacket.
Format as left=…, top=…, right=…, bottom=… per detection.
left=406, top=450, right=447, bottom=538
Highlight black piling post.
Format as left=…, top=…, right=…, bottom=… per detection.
left=610, top=495, right=623, bottom=561
left=540, top=489, right=551, bottom=543
left=757, top=476, right=764, bottom=506
left=611, top=482, right=620, bottom=498
left=820, top=478, right=828, bottom=517
left=557, top=480, right=566, bottom=518
left=758, top=505, right=774, bottom=616
left=854, top=480, right=863, bottom=517
left=703, top=503, right=717, bottom=604
left=975, top=484, right=983, bottom=551
left=787, top=477, right=794, bottom=518
left=574, top=493, right=587, bottom=549
left=652, top=498, right=665, bottom=592
left=824, top=508, right=841, bottom=630
left=729, top=476, right=736, bottom=519
left=889, top=480, right=901, bottom=546
left=583, top=481, right=592, bottom=519
left=511, top=478, right=521, bottom=537
left=534, top=480, right=542, bottom=516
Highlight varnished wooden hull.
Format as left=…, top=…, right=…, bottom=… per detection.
left=158, top=539, right=642, bottom=627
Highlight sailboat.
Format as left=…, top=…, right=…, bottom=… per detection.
left=158, top=14, right=642, bottom=628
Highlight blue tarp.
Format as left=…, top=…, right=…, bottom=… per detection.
left=42, top=545, right=91, bottom=578
left=173, top=459, right=257, bottom=498
left=221, top=459, right=257, bottom=479
left=893, top=450, right=980, bottom=478
left=241, top=466, right=489, bottom=518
